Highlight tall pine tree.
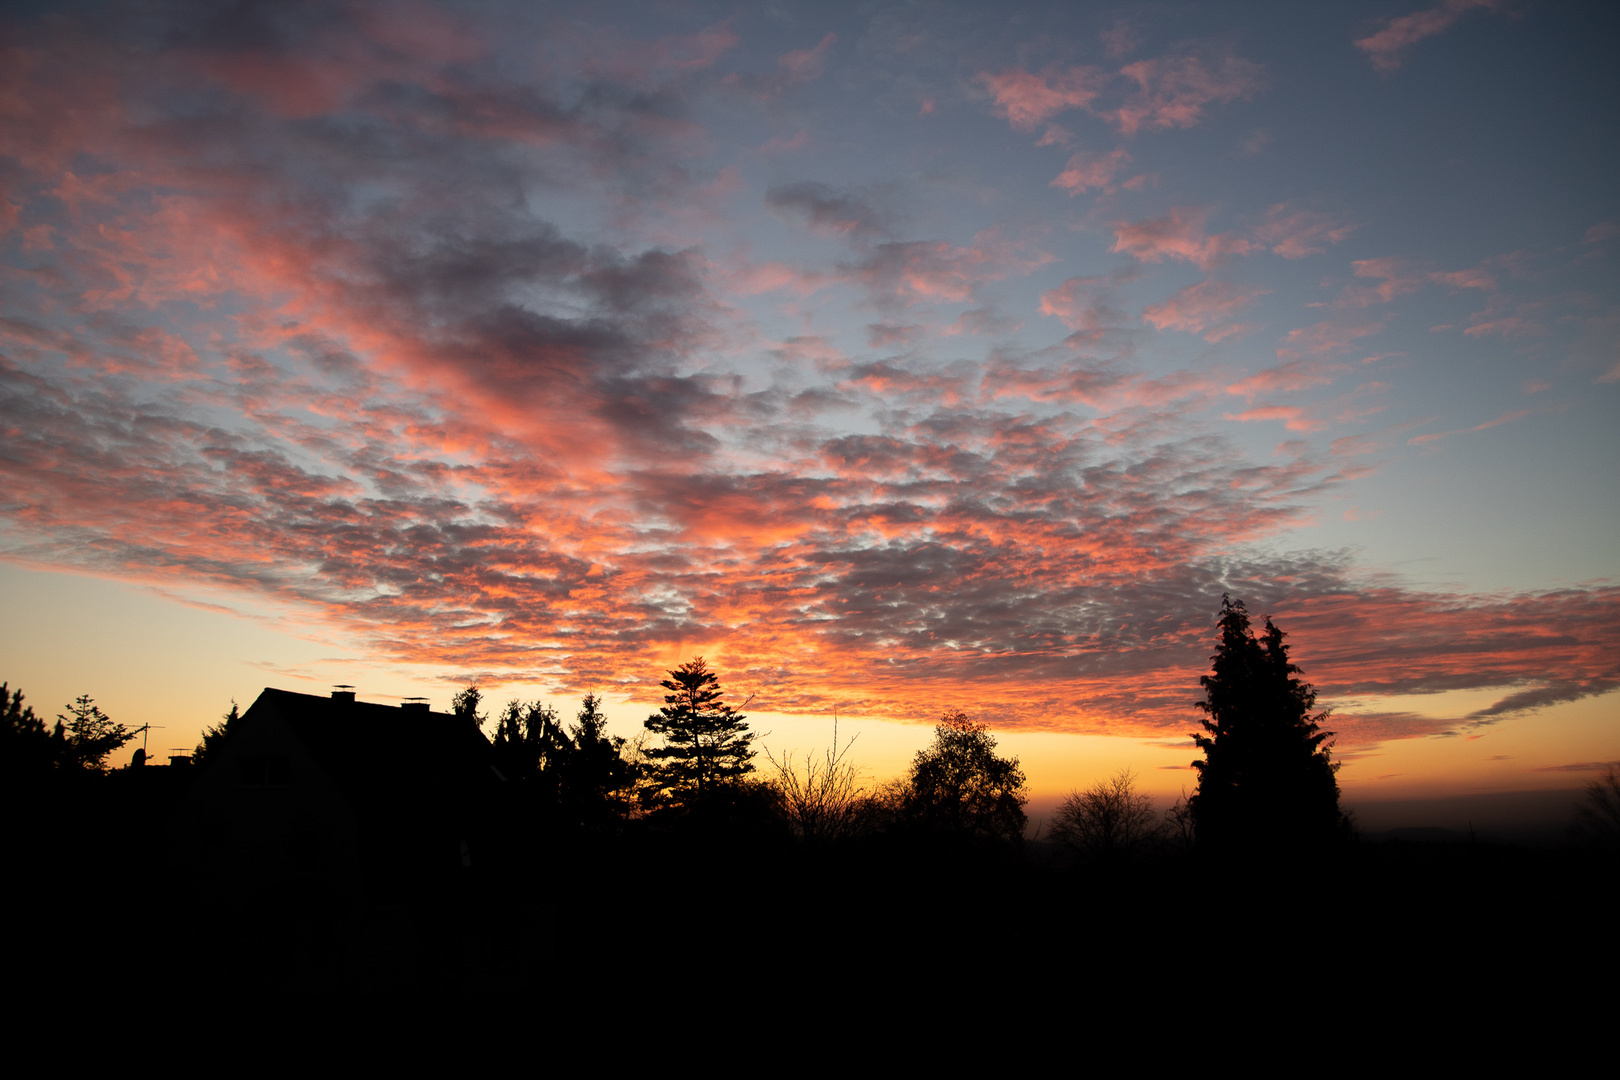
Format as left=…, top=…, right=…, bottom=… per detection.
left=1190, top=596, right=1345, bottom=851
left=644, top=657, right=755, bottom=803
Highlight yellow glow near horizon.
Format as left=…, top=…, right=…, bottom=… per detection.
left=4, top=562, right=1613, bottom=810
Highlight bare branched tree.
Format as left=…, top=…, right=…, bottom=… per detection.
left=1572, top=763, right=1620, bottom=855
left=765, top=720, right=867, bottom=843
left=1164, top=788, right=1197, bottom=855
left=1051, top=768, right=1163, bottom=864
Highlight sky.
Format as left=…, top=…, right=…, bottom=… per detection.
left=1, top=0, right=1616, bottom=809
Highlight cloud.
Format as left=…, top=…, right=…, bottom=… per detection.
left=866, top=323, right=924, bottom=349
left=1253, top=204, right=1357, bottom=258
left=1533, top=761, right=1620, bottom=773
left=1112, top=204, right=1351, bottom=272
left=1224, top=404, right=1325, bottom=433
left=1585, top=220, right=1620, bottom=244
left=1277, top=320, right=1387, bottom=360
left=980, top=46, right=1262, bottom=138
left=1142, top=280, right=1269, bottom=339
left=945, top=307, right=1022, bottom=338
left=845, top=228, right=1054, bottom=307
left=1354, top=0, right=1501, bottom=74
left=1226, top=358, right=1349, bottom=401
left=1430, top=267, right=1497, bottom=291
left=0, top=2, right=1613, bottom=742
left=776, top=33, right=837, bottom=83
left=1407, top=409, right=1530, bottom=445
left=1039, top=276, right=1130, bottom=339
left=1107, top=51, right=1266, bottom=136
left=1457, top=296, right=1546, bottom=338
left=1050, top=148, right=1132, bottom=195
left=766, top=182, right=891, bottom=241
left=1344, top=257, right=1428, bottom=306
left=978, top=65, right=1108, bottom=131
left=1111, top=208, right=1253, bottom=269
left=1100, top=20, right=1141, bottom=61
left=724, top=32, right=837, bottom=99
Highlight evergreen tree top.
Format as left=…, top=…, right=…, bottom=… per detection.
left=644, top=657, right=755, bottom=800
left=1189, top=595, right=1345, bottom=851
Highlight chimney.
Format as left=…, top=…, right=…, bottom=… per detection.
left=401, top=696, right=430, bottom=714
left=332, top=684, right=356, bottom=703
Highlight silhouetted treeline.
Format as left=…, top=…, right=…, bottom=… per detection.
left=3, top=599, right=1613, bottom=996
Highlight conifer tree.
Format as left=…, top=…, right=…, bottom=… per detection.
left=193, top=701, right=238, bottom=768
left=1189, top=596, right=1345, bottom=851
left=643, top=657, right=754, bottom=802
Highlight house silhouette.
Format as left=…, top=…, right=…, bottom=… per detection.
left=170, top=687, right=506, bottom=907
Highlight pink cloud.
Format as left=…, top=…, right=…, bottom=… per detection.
left=1430, top=267, right=1497, bottom=291
left=1106, top=52, right=1265, bottom=136
left=978, top=65, right=1107, bottom=131
left=1463, top=317, right=1540, bottom=338
left=1585, top=220, right=1620, bottom=244
left=558, top=20, right=740, bottom=82
left=757, top=131, right=810, bottom=154
left=1100, top=20, right=1141, bottom=61
left=836, top=361, right=972, bottom=406
left=1142, top=280, right=1270, bottom=338
left=722, top=32, right=838, bottom=100
left=850, top=228, right=1053, bottom=306
left=1277, top=320, right=1387, bottom=360
left=1039, top=276, right=1123, bottom=337
left=1354, top=0, right=1501, bottom=74
left=1458, top=296, right=1546, bottom=338
left=1224, top=404, right=1325, bottom=433
left=1111, top=208, right=1253, bottom=269
left=981, top=359, right=1209, bottom=411
left=1408, top=409, right=1531, bottom=445
left=1050, top=148, right=1132, bottom=195
left=777, top=33, right=837, bottom=83
left=1347, top=257, right=1427, bottom=305
left=1254, top=204, right=1357, bottom=258
left=717, top=256, right=827, bottom=297
left=1226, top=359, right=1349, bottom=401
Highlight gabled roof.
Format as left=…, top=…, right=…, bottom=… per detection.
left=239, top=688, right=499, bottom=809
